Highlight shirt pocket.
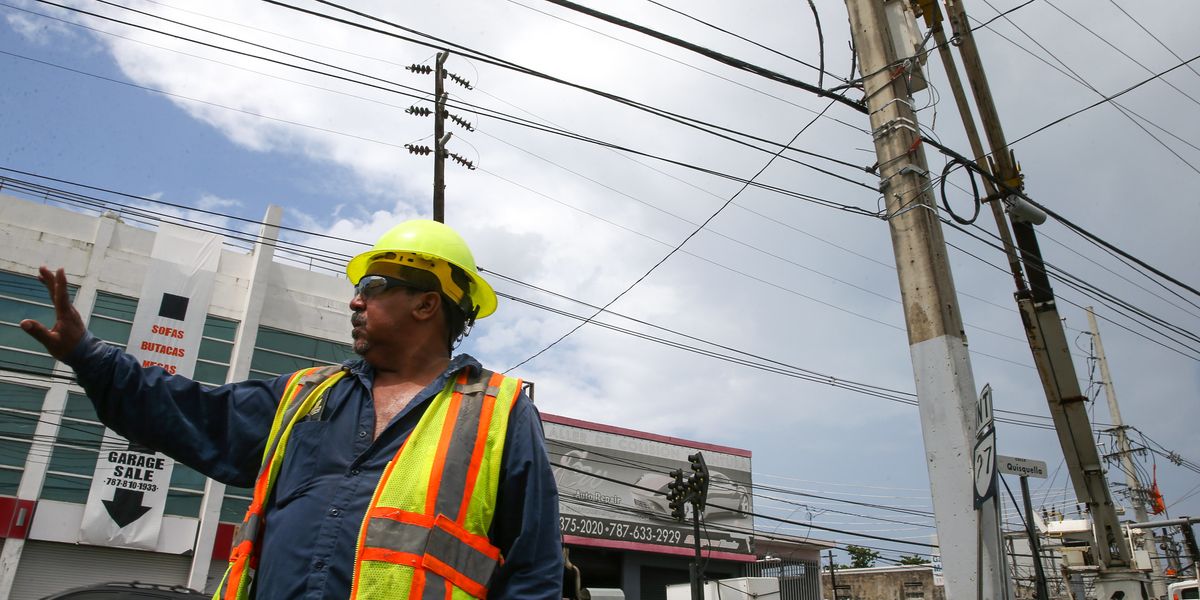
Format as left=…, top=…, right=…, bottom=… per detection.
left=273, top=420, right=330, bottom=508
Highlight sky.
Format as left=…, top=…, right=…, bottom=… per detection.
left=2, top=0, right=1198, bottom=565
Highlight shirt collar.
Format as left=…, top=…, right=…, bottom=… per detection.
left=343, top=353, right=482, bottom=384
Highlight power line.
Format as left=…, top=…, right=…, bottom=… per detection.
left=1105, top=0, right=1200, bottom=83
left=251, top=0, right=877, bottom=186
left=921, top=137, right=1200, bottom=329
left=1007, top=52, right=1200, bottom=149
left=534, top=0, right=865, bottom=113
left=1042, top=0, right=1200, bottom=109
left=642, top=0, right=846, bottom=85
left=971, top=2, right=1200, bottom=174
left=504, top=98, right=841, bottom=372
left=0, top=170, right=1143, bottom=432
left=501, top=0, right=867, bottom=134
left=20, top=0, right=878, bottom=190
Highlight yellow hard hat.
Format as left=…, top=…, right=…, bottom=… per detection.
left=346, top=220, right=497, bottom=319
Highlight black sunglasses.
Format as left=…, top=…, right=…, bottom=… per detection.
left=354, top=275, right=425, bottom=300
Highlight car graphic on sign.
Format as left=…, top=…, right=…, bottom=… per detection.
left=631, top=470, right=751, bottom=521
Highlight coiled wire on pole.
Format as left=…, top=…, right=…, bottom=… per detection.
left=939, top=157, right=981, bottom=225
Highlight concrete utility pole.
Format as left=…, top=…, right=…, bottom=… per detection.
left=1088, top=306, right=1165, bottom=597
left=843, top=1, right=1008, bottom=598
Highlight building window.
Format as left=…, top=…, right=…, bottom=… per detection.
left=0, top=270, right=77, bottom=376
left=0, top=381, right=46, bottom=496
left=249, top=326, right=353, bottom=379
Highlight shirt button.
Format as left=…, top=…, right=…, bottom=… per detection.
left=350, top=468, right=361, bottom=476
left=314, top=560, right=325, bottom=570
left=358, top=430, right=368, bottom=438
left=330, top=507, right=341, bottom=516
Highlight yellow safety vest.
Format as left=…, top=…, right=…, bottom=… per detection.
left=215, top=365, right=521, bottom=600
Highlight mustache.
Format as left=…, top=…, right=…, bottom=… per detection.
left=351, top=312, right=366, bottom=327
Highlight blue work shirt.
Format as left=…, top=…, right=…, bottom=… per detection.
left=66, top=332, right=563, bottom=599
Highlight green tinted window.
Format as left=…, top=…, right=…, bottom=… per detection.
left=0, top=381, right=48, bottom=413
left=50, top=420, right=104, bottom=476
left=64, top=392, right=96, bottom=421
left=204, top=317, right=238, bottom=342
left=0, top=466, right=22, bottom=496
left=47, top=445, right=98, bottom=477
left=166, top=490, right=203, bottom=517
left=41, top=471, right=90, bottom=504
left=169, top=463, right=206, bottom=491
left=89, top=316, right=131, bottom=348
left=0, top=271, right=62, bottom=302
left=0, top=419, right=35, bottom=479
left=0, top=322, right=56, bottom=355
left=250, top=326, right=352, bottom=379
left=0, top=436, right=32, bottom=470
left=0, top=271, right=76, bottom=375
left=0, top=296, right=55, bottom=328
left=256, top=327, right=352, bottom=363
left=90, top=291, right=137, bottom=347
left=221, top=491, right=251, bottom=522
left=0, top=382, right=45, bottom=471
left=92, top=293, right=137, bottom=321
left=194, top=361, right=229, bottom=387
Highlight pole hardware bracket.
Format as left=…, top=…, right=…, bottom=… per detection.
left=872, top=117, right=919, bottom=141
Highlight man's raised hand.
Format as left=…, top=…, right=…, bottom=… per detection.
left=19, top=266, right=85, bottom=361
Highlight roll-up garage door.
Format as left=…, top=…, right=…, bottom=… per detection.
left=9, top=540, right=191, bottom=600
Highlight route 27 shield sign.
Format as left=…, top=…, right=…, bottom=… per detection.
left=973, top=385, right=997, bottom=509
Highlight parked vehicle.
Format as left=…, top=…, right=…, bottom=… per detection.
left=39, top=581, right=205, bottom=599
left=1169, top=579, right=1199, bottom=600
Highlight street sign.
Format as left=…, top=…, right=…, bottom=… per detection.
left=973, top=385, right=996, bottom=508
left=997, top=455, right=1048, bottom=479
left=973, top=427, right=996, bottom=508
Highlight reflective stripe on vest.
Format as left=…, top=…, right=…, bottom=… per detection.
left=214, top=365, right=347, bottom=600
left=351, top=369, right=520, bottom=600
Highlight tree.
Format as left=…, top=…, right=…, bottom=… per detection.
left=898, top=554, right=931, bottom=565
left=846, top=545, right=880, bottom=568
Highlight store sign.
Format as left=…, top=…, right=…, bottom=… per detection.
left=79, top=225, right=220, bottom=549
left=543, top=415, right=755, bottom=558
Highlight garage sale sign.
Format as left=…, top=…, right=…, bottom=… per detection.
left=79, top=225, right=220, bottom=550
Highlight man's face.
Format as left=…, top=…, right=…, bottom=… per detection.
left=349, top=274, right=423, bottom=360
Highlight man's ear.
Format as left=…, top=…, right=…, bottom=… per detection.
left=411, top=290, right=442, bottom=322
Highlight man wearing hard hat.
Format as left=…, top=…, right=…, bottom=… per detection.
left=21, top=220, right=564, bottom=599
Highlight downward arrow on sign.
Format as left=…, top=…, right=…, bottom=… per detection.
left=103, top=488, right=151, bottom=528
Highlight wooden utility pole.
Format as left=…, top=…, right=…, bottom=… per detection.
left=843, top=1, right=1007, bottom=597
left=433, top=51, right=449, bottom=223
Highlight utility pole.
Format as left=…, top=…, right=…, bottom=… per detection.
left=405, top=52, right=476, bottom=223
left=1019, top=475, right=1052, bottom=600
left=828, top=550, right=837, bottom=599
left=1088, top=306, right=1165, bottom=597
left=907, top=0, right=1151, bottom=595
left=843, top=1, right=1008, bottom=598
left=433, top=51, right=449, bottom=223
